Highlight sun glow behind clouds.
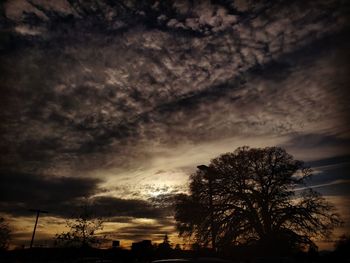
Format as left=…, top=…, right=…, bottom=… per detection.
left=95, top=135, right=288, bottom=190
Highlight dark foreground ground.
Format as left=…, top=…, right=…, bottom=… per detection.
left=0, top=247, right=349, bottom=263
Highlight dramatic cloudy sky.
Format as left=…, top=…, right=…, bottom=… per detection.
left=0, top=0, right=349, bottom=249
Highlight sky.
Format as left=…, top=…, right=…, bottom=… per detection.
left=0, top=0, right=349, bottom=250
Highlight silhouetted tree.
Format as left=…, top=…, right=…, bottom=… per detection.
left=0, top=218, right=11, bottom=250
left=157, top=234, right=172, bottom=258
left=54, top=205, right=104, bottom=248
left=174, top=147, right=341, bottom=255
left=159, top=234, right=172, bottom=249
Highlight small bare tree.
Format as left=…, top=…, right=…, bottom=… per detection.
left=54, top=205, right=104, bottom=248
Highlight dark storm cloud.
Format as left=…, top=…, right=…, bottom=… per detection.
left=0, top=171, right=100, bottom=203
left=0, top=172, right=166, bottom=220
left=88, top=196, right=165, bottom=219
left=0, top=171, right=101, bottom=215
left=66, top=196, right=166, bottom=221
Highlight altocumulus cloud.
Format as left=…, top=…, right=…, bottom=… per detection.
left=1, top=0, right=349, bottom=178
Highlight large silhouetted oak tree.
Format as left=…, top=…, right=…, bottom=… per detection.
left=174, top=147, right=341, bottom=255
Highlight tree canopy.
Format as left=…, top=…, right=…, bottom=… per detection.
left=174, top=147, right=341, bottom=255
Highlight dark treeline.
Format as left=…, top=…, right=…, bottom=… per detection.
left=0, top=236, right=349, bottom=263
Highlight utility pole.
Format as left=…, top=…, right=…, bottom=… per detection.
left=197, top=165, right=216, bottom=252
left=29, top=209, right=48, bottom=249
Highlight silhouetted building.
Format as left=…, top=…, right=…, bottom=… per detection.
left=132, top=240, right=152, bottom=251
left=132, top=240, right=153, bottom=260
left=112, top=240, right=120, bottom=248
